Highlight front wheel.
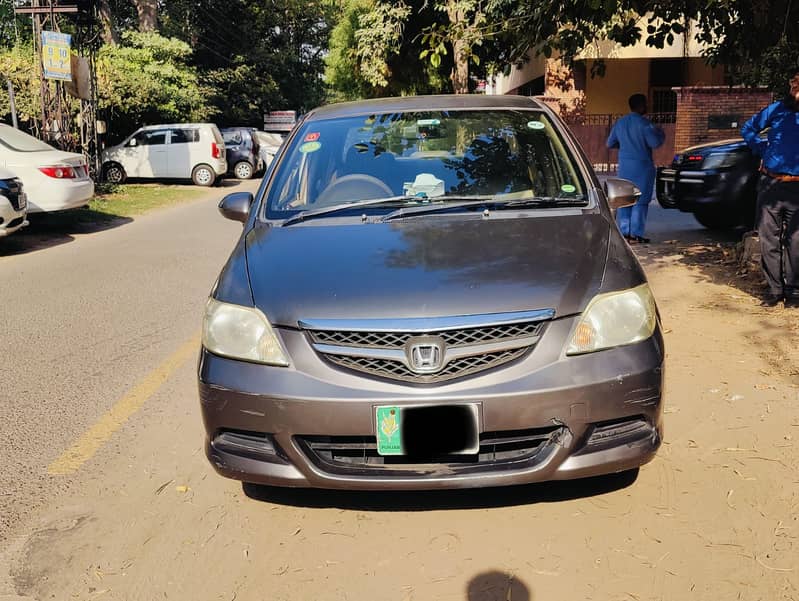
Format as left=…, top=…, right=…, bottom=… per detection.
left=103, top=162, right=126, bottom=184
left=234, top=161, right=254, bottom=180
left=693, top=207, right=739, bottom=230
left=192, top=164, right=216, bottom=187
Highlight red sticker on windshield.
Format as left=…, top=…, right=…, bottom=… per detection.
left=304, top=132, right=320, bottom=142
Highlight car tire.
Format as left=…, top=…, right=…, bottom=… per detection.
left=192, top=164, right=216, bottom=187
left=234, top=161, right=254, bottom=180
left=692, top=207, right=739, bottom=230
left=103, top=162, right=126, bottom=184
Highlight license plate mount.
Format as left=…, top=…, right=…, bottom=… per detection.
left=375, top=404, right=479, bottom=457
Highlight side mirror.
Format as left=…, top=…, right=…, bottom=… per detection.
left=128, top=138, right=138, bottom=148
left=604, top=178, right=640, bottom=210
left=219, top=192, right=253, bottom=223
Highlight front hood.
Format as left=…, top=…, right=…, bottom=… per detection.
left=681, top=138, right=746, bottom=154
left=244, top=214, right=610, bottom=327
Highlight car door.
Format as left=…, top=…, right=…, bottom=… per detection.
left=166, top=128, right=196, bottom=178
left=141, top=130, right=169, bottom=178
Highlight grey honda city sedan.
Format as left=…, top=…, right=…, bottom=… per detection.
left=199, top=94, right=664, bottom=490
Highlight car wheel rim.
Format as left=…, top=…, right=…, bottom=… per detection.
left=107, top=167, right=122, bottom=183
left=196, top=169, right=212, bottom=185
left=236, top=163, right=252, bottom=179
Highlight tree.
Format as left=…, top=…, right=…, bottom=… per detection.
left=492, top=0, right=798, bottom=94
left=325, top=0, right=375, bottom=102
left=96, top=32, right=211, bottom=142
left=131, top=0, right=157, bottom=32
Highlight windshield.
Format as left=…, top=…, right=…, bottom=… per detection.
left=0, top=124, right=55, bottom=152
left=265, top=110, right=586, bottom=218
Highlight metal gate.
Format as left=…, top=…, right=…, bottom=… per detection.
left=563, top=113, right=676, bottom=173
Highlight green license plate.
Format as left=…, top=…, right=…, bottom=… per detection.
left=375, top=404, right=480, bottom=456
left=376, top=406, right=403, bottom=455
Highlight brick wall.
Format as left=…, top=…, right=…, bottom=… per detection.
left=673, top=86, right=773, bottom=151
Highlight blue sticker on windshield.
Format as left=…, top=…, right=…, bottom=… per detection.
left=561, top=184, right=577, bottom=193
left=417, top=119, right=441, bottom=126
left=527, top=121, right=546, bottom=130
left=299, top=141, right=321, bottom=154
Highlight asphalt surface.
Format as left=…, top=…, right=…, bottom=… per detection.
left=0, top=179, right=258, bottom=541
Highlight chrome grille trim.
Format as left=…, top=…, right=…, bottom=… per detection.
left=302, top=311, right=552, bottom=383
left=299, top=309, right=555, bottom=333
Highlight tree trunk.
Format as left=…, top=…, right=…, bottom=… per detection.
left=98, top=0, right=118, bottom=45
left=446, top=1, right=469, bottom=94
left=132, top=0, right=157, bottom=32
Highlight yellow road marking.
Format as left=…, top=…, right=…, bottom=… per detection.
left=48, top=335, right=201, bottom=475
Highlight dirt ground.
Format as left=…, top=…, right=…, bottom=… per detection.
left=2, top=235, right=798, bottom=601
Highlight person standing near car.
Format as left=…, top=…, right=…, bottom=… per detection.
left=741, top=68, right=799, bottom=308
left=607, top=94, right=666, bottom=244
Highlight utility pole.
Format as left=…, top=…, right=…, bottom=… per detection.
left=7, top=81, right=18, bottom=128
left=14, top=1, right=100, bottom=176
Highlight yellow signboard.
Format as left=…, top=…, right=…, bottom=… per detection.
left=41, top=31, right=72, bottom=82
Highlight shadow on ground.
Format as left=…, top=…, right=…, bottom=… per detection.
left=242, top=468, right=639, bottom=511
left=0, top=210, right=132, bottom=257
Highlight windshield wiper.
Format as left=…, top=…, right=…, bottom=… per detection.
left=281, top=195, right=420, bottom=226
left=499, top=195, right=588, bottom=208
left=381, top=195, right=587, bottom=222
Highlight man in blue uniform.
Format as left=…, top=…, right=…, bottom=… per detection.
left=741, top=68, right=799, bottom=308
left=607, top=94, right=666, bottom=244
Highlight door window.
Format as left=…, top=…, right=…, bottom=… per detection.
left=170, top=129, right=199, bottom=144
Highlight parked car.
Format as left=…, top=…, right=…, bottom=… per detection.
left=102, top=123, right=227, bottom=187
left=0, top=123, right=93, bottom=213
left=199, top=94, right=665, bottom=491
left=253, top=130, right=284, bottom=170
left=656, top=138, right=759, bottom=230
left=221, top=127, right=263, bottom=180
left=0, top=167, right=27, bottom=237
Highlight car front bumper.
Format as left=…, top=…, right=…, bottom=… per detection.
left=656, top=167, right=750, bottom=212
left=199, top=320, right=664, bottom=490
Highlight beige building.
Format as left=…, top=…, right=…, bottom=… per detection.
left=488, top=21, right=726, bottom=117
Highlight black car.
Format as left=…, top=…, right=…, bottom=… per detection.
left=220, top=127, right=263, bottom=180
left=656, top=138, right=759, bottom=229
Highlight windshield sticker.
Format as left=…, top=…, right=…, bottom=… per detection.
left=417, top=118, right=441, bottom=126
left=304, top=132, right=320, bottom=142
left=527, top=121, right=546, bottom=130
left=561, top=184, right=577, bottom=193
left=299, top=141, right=322, bottom=154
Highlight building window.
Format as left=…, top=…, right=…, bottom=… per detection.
left=651, top=88, right=678, bottom=114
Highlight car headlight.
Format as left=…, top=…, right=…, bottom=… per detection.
left=202, top=298, right=289, bottom=365
left=566, top=284, right=657, bottom=355
left=701, top=152, right=739, bottom=170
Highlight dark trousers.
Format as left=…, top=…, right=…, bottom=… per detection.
left=757, top=177, right=799, bottom=299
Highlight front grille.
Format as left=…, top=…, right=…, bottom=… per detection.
left=310, top=321, right=543, bottom=349
left=1, top=179, right=24, bottom=211
left=307, top=318, right=546, bottom=383
left=325, top=347, right=529, bottom=383
left=296, top=425, right=563, bottom=476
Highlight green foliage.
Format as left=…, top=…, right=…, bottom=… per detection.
left=203, top=63, right=280, bottom=126
left=0, top=45, right=39, bottom=126
left=325, top=0, right=375, bottom=101
left=96, top=31, right=212, bottom=142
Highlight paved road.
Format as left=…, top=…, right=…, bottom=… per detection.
left=0, top=180, right=257, bottom=541
left=3, top=194, right=796, bottom=601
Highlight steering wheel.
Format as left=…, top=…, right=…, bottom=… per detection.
left=315, top=174, right=394, bottom=206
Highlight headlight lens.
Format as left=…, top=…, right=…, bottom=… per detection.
left=701, top=152, right=739, bottom=170
left=566, top=284, right=657, bottom=355
left=202, top=298, right=289, bottom=365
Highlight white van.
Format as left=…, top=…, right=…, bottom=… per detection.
left=102, top=124, right=228, bottom=187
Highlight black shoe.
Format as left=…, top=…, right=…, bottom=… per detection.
left=760, top=295, right=782, bottom=307
left=631, top=235, right=651, bottom=244
left=784, top=297, right=799, bottom=308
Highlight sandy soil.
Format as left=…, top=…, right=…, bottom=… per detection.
left=2, top=236, right=798, bottom=601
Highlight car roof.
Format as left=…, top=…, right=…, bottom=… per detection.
left=139, top=123, right=217, bottom=131
left=305, top=94, right=547, bottom=121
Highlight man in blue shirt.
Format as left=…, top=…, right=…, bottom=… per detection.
left=607, top=94, right=666, bottom=244
left=741, top=68, right=799, bottom=308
